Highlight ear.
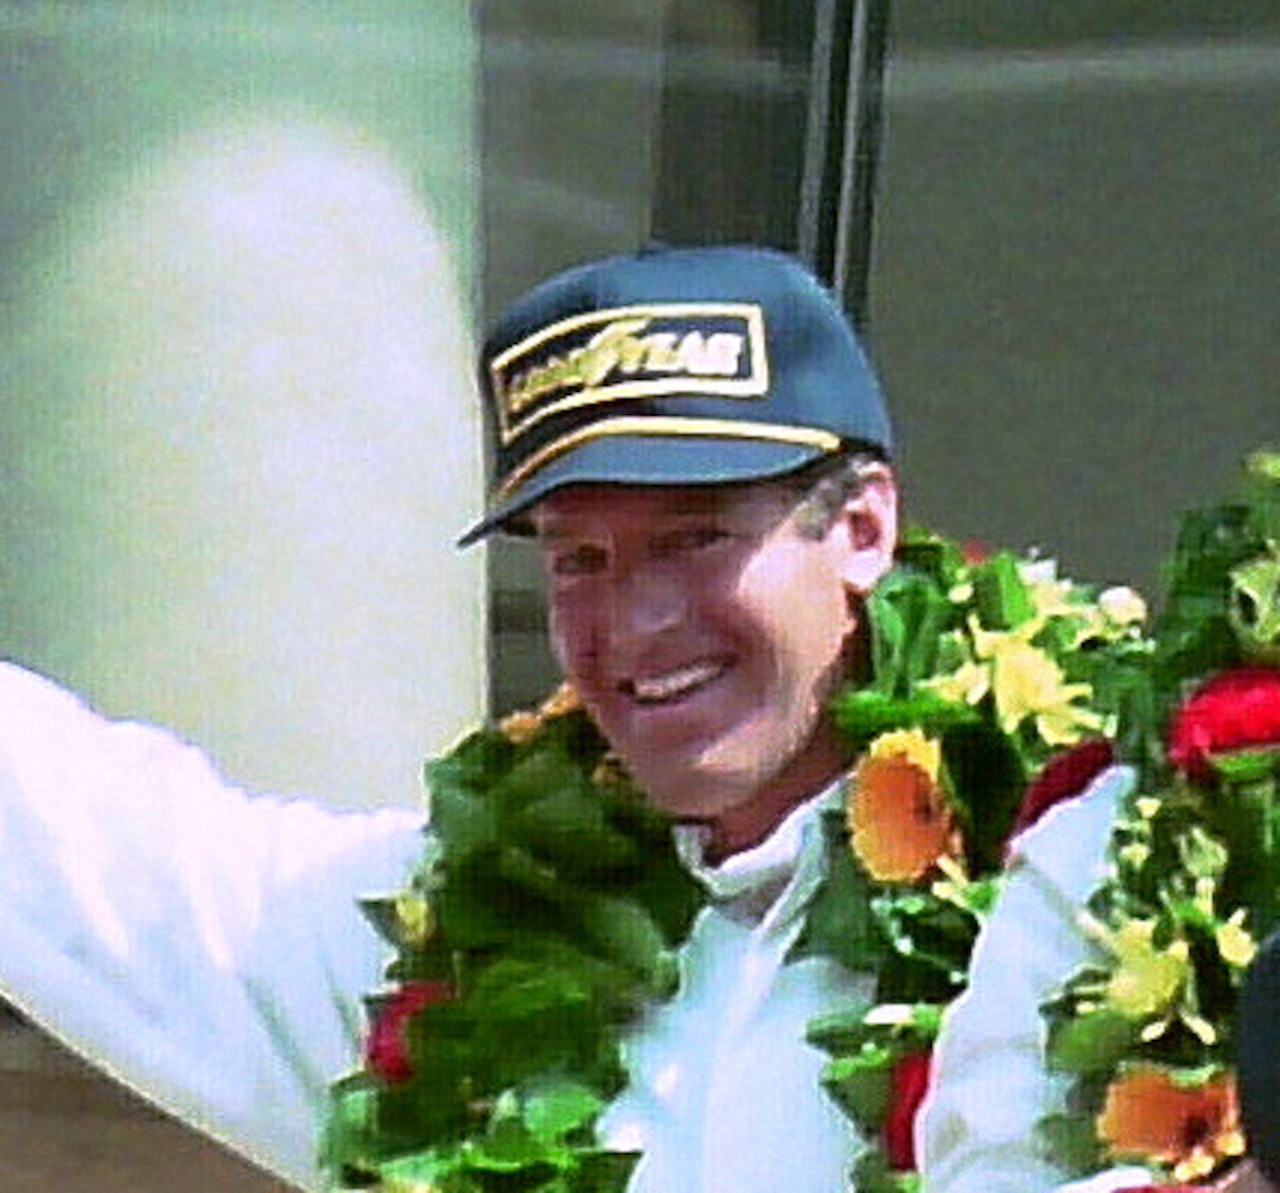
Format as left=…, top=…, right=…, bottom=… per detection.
left=833, top=463, right=898, bottom=596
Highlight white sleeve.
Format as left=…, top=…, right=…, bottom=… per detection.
left=919, top=764, right=1154, bottom=1193
left=0, top=662, right=426, bottom=1188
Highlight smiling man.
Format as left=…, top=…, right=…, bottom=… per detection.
left=469, top=245, right=898, bottom=860
left=452, top=244, right=900, bottom=1189
left=0, top=244, right=903, bottom=1191
left=532, top=478, right=891, bottom=856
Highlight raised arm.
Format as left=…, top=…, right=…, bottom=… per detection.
left=0, top=662, right=423, bottom=1186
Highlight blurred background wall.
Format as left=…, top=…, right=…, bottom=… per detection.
left=0, top=2, right=481, bottom=810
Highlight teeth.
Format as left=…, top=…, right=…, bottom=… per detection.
left=631, top=661, right=724, bottom=704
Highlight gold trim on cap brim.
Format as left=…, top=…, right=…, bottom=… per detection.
left=494, top=415, right=842, bottom=502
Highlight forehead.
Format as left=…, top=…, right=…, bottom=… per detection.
left=530, top=482, right=785, bottom=535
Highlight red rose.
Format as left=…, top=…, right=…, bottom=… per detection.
left=1168, top=666, right=1280, bottom=781
left=884, top=1050, right=932, bottom=1171
left=364, top=979, right=454, bottom=1084
left=1007, top=737, right=1115, bottom=850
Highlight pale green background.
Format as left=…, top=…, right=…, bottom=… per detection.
left=1, top=2, right=482, bottom=809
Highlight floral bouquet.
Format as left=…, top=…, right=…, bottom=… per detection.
left=323, top=527, right=1151, bottom=1192
left=802, top=528, right=1149, bottom=1191
left=1040, top=450, right=1280, bottom=1187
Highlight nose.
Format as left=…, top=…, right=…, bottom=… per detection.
left=607, top=559, right=688, bottom=642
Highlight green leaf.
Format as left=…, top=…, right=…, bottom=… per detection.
left=806, top=1005, right=876, bottom=1055
left=522, top=1079, right=605, bottom=1145
left=494, top=748, right=596, bottom=820
left=940, top=719, right=1026, bottom=875
left=870, top=891, right=979, bottom=993
left=820, top=1045, right=896, bottom=1131
left=851, top=1145, right=923, bottom=1193
left=465, top=956, right=602, bottom=1086
left=1037, top=1112, right=1102, bottom=1177
left=322, top=1077, right=384, bottom=1174
left=1210, top=746, right=1280, bottom=785
left=973, top=552, right=1036, bottom=630
left=466, top=1114, right=555, bottom=1174
left=831, top=689, right=980, bottom=752
left=790, top=813, right=887, bottom=970
left=511, top=786, right=642, bottom=881
left=566, top=1149, right=640, bottom=1192
left=865, top=565, right=955, bottom=698
left=435, top=851, right=554, bottom=948
left=1046, top=1007, right=1140, bottom=1076
left=807, top=1002, right=942, bottom=1061
left=575, top=892, right=679, bottom=998
left=428, top=770, right=501, bottom=860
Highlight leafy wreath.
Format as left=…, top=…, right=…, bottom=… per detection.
left=1041, top=450, right=1280, bottom=1188
left=324, top=527, right=1152, bottom=1193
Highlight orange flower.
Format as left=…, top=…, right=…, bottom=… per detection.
left=1097, top=1065, right=1245, bottom=1183
left=848, top=730, right=960, bottom=883
left=498, top=681, right=582, bottom=744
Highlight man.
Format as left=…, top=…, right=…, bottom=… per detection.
left=456, top=243, right=899, bottom=1190
left=0, top=244, right=1122, bottom=1189
left=463, top=242, right=898, bottom=861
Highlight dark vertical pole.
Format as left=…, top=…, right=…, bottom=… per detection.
left=796, top=0, right=892, bottom=331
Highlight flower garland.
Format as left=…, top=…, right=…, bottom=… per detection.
left=1040, top=449, right=1280, bottom=1188
left=324, top=528, right=1151, bottom=1193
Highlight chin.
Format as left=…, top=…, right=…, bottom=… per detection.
left=630, top=762, right=764, bottom=823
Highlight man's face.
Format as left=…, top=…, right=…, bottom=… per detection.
left=532, top=472, right=896, bottom=855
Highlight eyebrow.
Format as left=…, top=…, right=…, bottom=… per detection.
left=667, top=489, right=739, bottom=515
left=532, top=484, right=768, bottom=541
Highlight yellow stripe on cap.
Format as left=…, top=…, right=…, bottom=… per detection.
left=494, top=415, right=843, bottom=502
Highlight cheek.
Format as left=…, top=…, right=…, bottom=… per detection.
left=740, top=597, right=853, bottom=728
left=736, top=548, right=854, bottom=667
left=546, top=590, right=595, bottom=677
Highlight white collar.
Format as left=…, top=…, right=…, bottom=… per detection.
left=672, top=780, right=844, bottom=930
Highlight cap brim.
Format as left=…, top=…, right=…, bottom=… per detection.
left=456, top=432, right=831, bottom=546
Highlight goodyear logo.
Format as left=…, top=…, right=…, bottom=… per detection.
left=490, top=302, right=769, bottom=444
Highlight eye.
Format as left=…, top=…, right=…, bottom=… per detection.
left=652, top=524, right=733, bottom=558
left=546, top=543, right=609, bottom=578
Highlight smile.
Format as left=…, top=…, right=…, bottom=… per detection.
left=624, top=659, right=729, bottom=705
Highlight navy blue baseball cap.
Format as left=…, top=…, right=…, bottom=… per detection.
left=459, top=244, right=893, bottom=545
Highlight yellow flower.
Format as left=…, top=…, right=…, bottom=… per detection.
left=382, top=1179, right=439, bottom=1193
left=1216, top=909, right=1258, bottom=969
left=392, top=893, right=436, bottom=947
left=1062, top=585, right=1150, bottom=648
left=929, top=617, right=1105, bottom=746
left=867, top=728, right=943, bottom=775
left=1102, top=920, right=1189, bottom=1020
left=498, top=710, right=542, bottom=745
left=928, top=659, right=990, bottom=707
left=967, top=620, right=1105, bottom=745
left=1022, top=571, right=1079, bottom=621
left=1097, top=1064, right=1244, bottom=1183
left=848, top=730, right=960, bottom=883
